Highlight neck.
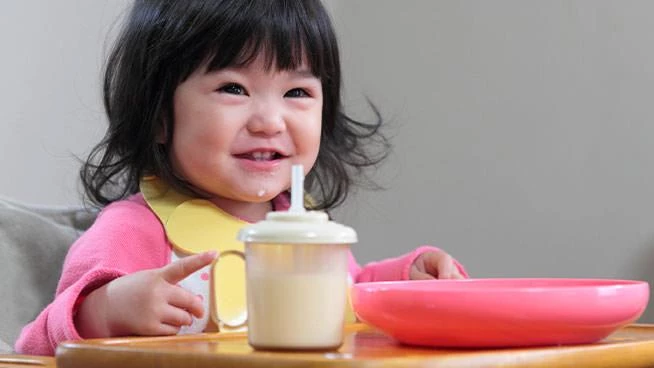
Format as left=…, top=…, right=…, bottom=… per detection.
left=209, top=197, right=272, bottom=223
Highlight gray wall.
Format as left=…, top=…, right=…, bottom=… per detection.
left=0, top=1, right=130, bottom=206
left=1, top=1, right=653, bottom=321
left=330, top=0, right=654, bottom=321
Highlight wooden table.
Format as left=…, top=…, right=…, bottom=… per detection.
left=0, top=355, right=55, bottom=368
left=53, top=323, right=654, bottom=368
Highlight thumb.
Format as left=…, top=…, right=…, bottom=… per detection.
left=161, top=251, right=217, bottom=284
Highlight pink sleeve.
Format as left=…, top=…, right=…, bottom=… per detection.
left=348, top=245, right=468, bottom=283
left=14, top=269, right=124, bottom=356
left=14, top=197, right=170, bottom=356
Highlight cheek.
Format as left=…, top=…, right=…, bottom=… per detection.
left=173, top=106, right=234, bottom=155
left=302, top=105, right=323, bottom=150
left=299, top=122, right=322, bottom=165
left=170, top=124, right=227, bottom=176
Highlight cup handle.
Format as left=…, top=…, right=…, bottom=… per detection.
left=210, top=250, right=248, bottom=331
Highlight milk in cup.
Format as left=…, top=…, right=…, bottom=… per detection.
left=237, top=166, right=357, bottom=350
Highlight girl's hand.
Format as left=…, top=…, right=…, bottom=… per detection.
left=409, top=250, right=465, bottom=280
left=75, top=251, right=217, bottom=338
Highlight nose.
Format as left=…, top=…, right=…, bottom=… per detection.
left=246, top=99, right=286, bottom=136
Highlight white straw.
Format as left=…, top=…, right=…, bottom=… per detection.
left=289, top=164, right=306, bottom=213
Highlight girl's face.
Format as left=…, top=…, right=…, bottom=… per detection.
left=170, top=54, right=322, bottom=216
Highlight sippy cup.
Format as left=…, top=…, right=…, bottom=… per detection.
left=237, top=165, right=357, bottom=350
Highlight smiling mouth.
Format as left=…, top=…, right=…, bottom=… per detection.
left=235, top=151, right=286, bottom=161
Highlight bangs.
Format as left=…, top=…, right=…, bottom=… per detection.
left=186, top=1, right=331, bottom=77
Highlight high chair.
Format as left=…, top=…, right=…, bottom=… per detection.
left=0, top=197, right=96, bottom=353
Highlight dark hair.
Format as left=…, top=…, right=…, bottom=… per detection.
left=81, top=0, right=390, bottom=211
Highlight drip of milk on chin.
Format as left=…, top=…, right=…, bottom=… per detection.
left=257, top=188, right=266, bottom=198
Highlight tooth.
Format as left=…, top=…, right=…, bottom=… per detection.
left=249, top=151, right=276, bottom=161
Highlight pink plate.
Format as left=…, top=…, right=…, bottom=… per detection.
left=351, top=278, right=649, bottom=348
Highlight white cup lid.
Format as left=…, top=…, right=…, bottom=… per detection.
left=237, top=211, right=357, bottom=244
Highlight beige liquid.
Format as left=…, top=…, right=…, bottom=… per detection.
left=247, top=272, right=348, bottom=349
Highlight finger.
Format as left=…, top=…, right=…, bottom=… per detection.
left=422, top=251, right=457, bottom=279
left=435, top=255, right=455, bottom=279
left=419, top=251, right=449, bottom=278
left=436, top=255, right=466, bottom=279
left=438, top=255, right=465, bottom=279
left=155, top=323, right=183, bottom=336
left=161, top=251, right=217, bottom=284
left=139, top=322, right=180, bottom=336
left=448, top=266, right=465, bottom=279
left=411, top=270, right=436, bottom=280
left=168, top=290, right=204, bottom=319
left=161, top=305, right=194, bottom=327
left=438, top=265, right=460, bottom=279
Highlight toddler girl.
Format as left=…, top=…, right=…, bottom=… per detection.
left=16, top=0, right=466, bottom=356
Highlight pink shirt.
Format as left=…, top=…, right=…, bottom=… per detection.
left=15, top=194, right=466, bottom=355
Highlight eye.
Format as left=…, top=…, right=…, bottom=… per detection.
left=284, top=88, right=310, bottom=98
left=218, top=83, right=248, bottom=95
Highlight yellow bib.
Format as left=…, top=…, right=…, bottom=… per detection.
left=140, top=176, right=357, bottom=332
left=141, top=176, right=247, bottom=331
